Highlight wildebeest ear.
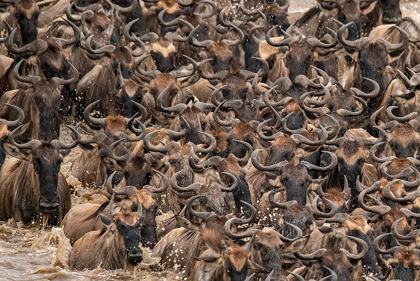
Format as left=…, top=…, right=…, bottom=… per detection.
left=99, top=213, right=112, bottom=226
left=284, top=235, right=310, bottom=253
left=193, top=255, right=219, bottom=263
left=3, top=143, right=31, bottom=161
left=175, top=215, right=200, bottom=231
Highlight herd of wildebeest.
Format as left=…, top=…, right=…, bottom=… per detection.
left=0, top=0, right=419, bottom=280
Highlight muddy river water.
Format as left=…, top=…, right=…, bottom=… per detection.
left=1, top=1, right=420, bottom=280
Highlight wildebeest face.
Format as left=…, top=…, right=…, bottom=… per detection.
left=359, top=42, right=389, bottom=94
left=115, top=218, right=143, bottom=265
left=15, top=0, right=39, bottom=45
left=379, top=0, right=402, bottom=24
left=150, top=38, right=177, bottom=73
left=265, top=4, right=290, bottom=31
left=226, top=124, right=254, bottom=159
left=124, top=158, right=153, bottom=188
left=336, top=140, right=367, bottom=199
left=31, top=144, right=63, bottom=213
left=268, top=137, right=298, bottom=164
left=389, top=250, right=420, bottom=281
left=32, top=81, right=63, bottom=141
left=337, top=0, right=362, bottom=40
left=388, top=124, right=420, bottom=158
left=280, top=164, right=312, bottom=206
left=209, top=42, right=233, bottom=73
left=281, top=101, right=305, bottom=130
left=322, top=250, right=353, bottom=281
left=252, top=230, right=283, bottom=273
left=284, top=41, right=314, bottom=81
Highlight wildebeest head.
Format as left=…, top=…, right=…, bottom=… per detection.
left=338, top=22, right=408, bottom=95
left=266, top=24, right=337, bottom=81
left=379, top=0, right=402, bottom=24
left=296, top=220, right=370, bottom=280
left=105, top=173, right=163, bottom=248
left=224, top=210, right=306, bottom=279
left=4, top=125, right=79, bottom=214
left=374, top=232, right=420, bottom=281
left=100, top=194, right=144, bottom=265
left=14, top=0, right=39, bottom=45
left=10, top=60, right=78, bottom=141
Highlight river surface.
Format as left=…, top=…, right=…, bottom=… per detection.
left=1, top=1, right=420, bottom=280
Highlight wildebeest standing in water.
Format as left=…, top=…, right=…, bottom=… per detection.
left=0, top=125, right=79, bottom=226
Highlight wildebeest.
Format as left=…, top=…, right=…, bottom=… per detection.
left=0, top=125, right=79, bottom=226
left=68, top=194, right=144, bottom=270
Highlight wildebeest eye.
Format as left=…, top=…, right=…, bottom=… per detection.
left=345, top=55, right=354, bottom=64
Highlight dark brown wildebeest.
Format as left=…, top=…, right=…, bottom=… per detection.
left=0, top=59, right=78, bottom=142
left=0, top=125, right=79, bottom=226
left=224, top=205, right=307, bottom=281
left=68, top=194, right=144, bottom=270
left=295, top=0, right=376, bottom=39
left=62, top=171, right=165, bottom=247
left=364, top=0, right=403, bottom=35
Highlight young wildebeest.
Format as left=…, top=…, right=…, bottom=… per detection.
left=69, top=194, right=144, bottom=270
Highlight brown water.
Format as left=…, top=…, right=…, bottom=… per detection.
left=1, top=1, right=420, bottom=280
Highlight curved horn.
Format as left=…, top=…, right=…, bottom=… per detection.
left=199, top=58, right=229, bottom=80
left=186, top=195, right=214, bottom=220
left=228, top=139, right=253, bottom=164
left=386, top=105, right=419, bottom=122
left=337, top=22, right=370, bottom=51
left=108, top=139, right=132, bottom=163
left=8, top=125, right=41, bottom=150
left=269, top=189, right=298, bottom=209
left=278, top=222, right=303, bottom=242
left=251, top=149, right=288, bottom=172
left=156, top=88, right=187, bottom=113
left=51, top=125, right=81, bottom=150
left=301, top=151, right=337, bottom=172
left=0, top=104, right=25, bottom=127
left=341, top=235, right=368, bottom=260
left=188, top=132, right=216, bottom=154
left=384, top=179, right=420, bottom=202
left=369, top=142, right=395, bottom=163
left=350, top=78, right=380, bottom=98
left=106, top=171, right=116, bottom=196
left=380, top=25, right=408, bottom=53
left=307, top=27, right=337, bottom=48
left=143, top=131, right=175, bottom=153
left=391, top=217, right=419, bottom=241
left=266, top=25, right=299, bottom=47
left=170, top=169, right=203, bottom=192
left=13, top=60, right=42, bottom=85
left=85, top=34, right=116, bottom=55
left=311, top=195, right=338, bottom=218
left=84, top=100, right=106, bottom=127
left=188, top=25, right=213, bottom=48
left=188, top=146, right=222, bottom=169
left=158, top=8, right=182, bottom=27
left=51, top=61, right=79, bottom=85
left=144, top=169, right=170, bottom=193
left=373, top=233, right=401, bottom=255
left=224, top=200, right=259, bottom=239
left=358, top=179, right=391, bottom=215
left=194, top=0, right=217, bottom=19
